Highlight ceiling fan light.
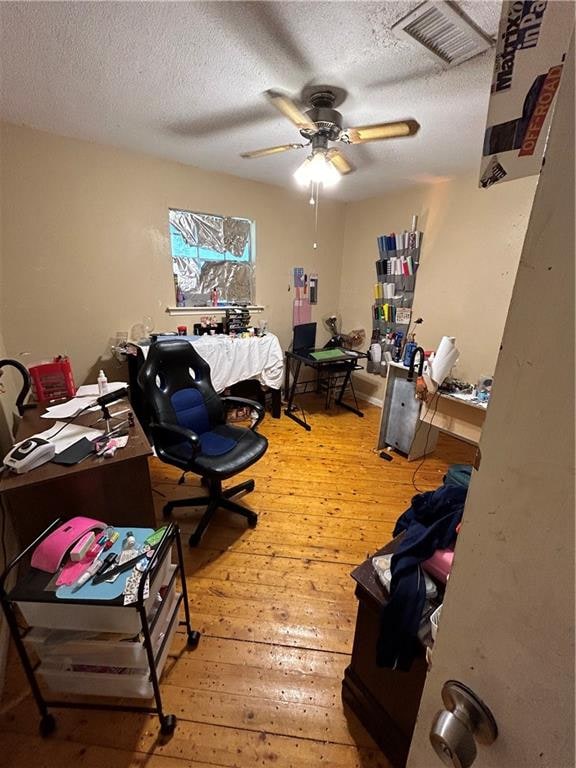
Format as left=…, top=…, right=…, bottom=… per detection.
left=294, top=151, right=341, bottom=188
left=320, top=157, right=341, bottom=188
left=293, top=157, right=312, bottom=187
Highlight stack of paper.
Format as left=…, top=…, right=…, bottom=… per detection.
left=33, top=422, right=104, bottom=455
left=40, top=381, right=127, bottom=419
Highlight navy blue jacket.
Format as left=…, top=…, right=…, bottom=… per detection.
left=377, top=483, right=468, bottom=670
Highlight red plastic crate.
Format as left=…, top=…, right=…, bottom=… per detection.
left=29, top=357, right=76, bottom=402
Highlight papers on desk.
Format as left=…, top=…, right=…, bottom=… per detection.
left=76, top=382, right=127, bottom=398
left=34, top=422, right=104, bottom=455
left=41, top=382, right=128, bottom=419
left=41, top=398, right=95, bottom=419
left=448, top=392, right=488, bottom=409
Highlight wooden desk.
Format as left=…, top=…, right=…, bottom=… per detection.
left=342, top=538, right=427, bottom=768
left=419, top=392, right=486, bottom=449
left=0, top=404, right=156, bottom=548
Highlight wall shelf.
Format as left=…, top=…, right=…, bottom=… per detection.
left=165, top=305, right=265, bottom=317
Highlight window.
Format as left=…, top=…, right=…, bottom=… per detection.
left=169, top=209, right=255, bottom=306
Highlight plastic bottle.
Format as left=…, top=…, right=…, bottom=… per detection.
left=403, top=335, right=418, bottom=367
left=97, top=369, right=108, bottom=396
left=122, top=531, right=136, bottom=551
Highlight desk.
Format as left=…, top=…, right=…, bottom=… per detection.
left=127, top=334, right=283, bottom=429
left=0, top=404, right=156, bottom=548
left=342, top=537, right=427, bottom=768
left=378, top=362, right=487, bottom=460
left=421, top=392, right=486, bottom=446
left=284, top=349, right=365, bottom=431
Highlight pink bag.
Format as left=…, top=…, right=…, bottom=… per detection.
left=422, top=548, right=454, bottom=584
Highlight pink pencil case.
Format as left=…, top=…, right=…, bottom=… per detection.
left=422, top=548, right=454, bottom=584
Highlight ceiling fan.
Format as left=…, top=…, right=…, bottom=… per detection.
left=240, top=86, right=420, bottom=189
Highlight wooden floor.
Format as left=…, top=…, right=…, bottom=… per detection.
left=0, top=396, right=475, bottom=768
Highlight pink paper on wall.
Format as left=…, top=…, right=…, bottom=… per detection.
left=293, top=297, right=312, bottom=327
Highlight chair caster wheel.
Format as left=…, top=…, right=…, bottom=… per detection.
left=246, top=479, right=255, bottom=493
left=160, top=714, right=177, bottom=736
left=162, top=505, right=173, bottom=519
left=247, top=514, right=258, bottom=529
left=188, top=531, right=202, bottom=547
left=39, top=714, right=56, bottom=738
left=187, top=630, right=201, bottom=648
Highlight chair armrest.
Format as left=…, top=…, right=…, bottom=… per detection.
left=149, top=422, right=201, bottom=460
left=220, top=397, right=265, bottom=429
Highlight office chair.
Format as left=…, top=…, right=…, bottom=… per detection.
left=138, top=339, right=268, bottom=547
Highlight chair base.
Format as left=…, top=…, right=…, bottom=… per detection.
left=163, top=478, right=258, bottom=547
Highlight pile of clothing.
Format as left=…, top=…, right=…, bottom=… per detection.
left=377, top=465, right=471, bottom=670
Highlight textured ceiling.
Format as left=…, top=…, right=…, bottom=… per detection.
left=0, top=1, right=501, bottom=201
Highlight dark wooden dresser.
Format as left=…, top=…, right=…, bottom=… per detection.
left=342, top=538, right=428, bottom=768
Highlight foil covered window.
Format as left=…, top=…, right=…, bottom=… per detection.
left=169, top=209, right=255, bottom=306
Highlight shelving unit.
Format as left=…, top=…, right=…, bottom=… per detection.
left=0, top=521, right=200, bottom=738
left=368, top=221, right=423, bottom=376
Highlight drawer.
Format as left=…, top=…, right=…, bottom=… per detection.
left=16, top=558, right=174, bottom=634
left=37, top=594, right=180, bottom=699
left=25, top=585, right=179, bottom=669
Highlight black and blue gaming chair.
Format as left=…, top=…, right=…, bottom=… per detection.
left=138, top=339, right=268, bottom=546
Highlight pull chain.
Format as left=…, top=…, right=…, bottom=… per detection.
left=313, top=181, right=320, bottom=249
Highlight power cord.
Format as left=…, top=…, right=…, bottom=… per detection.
left=411, top=395, right=440, bottom=493
left=0, top=493, right=7, bottom=570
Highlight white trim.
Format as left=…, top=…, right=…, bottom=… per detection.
left=166, top=305, right=265, bottom=317
left=356, top=393, right=384, bottom=408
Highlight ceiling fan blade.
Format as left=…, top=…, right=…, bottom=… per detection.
left=265, top=89, right=317, bottom=132
left=240, top=143, right=305, bottom=159
left=326, top=149, right=355, bottom=175
left=345, top=119, right=420, bottom=144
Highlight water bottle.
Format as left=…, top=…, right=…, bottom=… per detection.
left=403, top=339, right=418, bottom=367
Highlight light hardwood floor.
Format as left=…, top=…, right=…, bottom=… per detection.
left=0, top=396, right=474, bottom=768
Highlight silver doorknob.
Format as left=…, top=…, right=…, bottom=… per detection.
left=429, top=680, right=498, bottom=768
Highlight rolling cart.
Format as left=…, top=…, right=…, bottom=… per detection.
left=0, top=520, right=200, bottom=737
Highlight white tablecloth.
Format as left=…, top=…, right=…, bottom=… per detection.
left=136, top=333, right=284, bottom=393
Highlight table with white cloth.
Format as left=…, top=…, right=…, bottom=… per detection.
left=126, top=333, right=284, bottom=430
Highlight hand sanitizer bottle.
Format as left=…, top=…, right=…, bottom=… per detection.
left=97, top=369, right=108, bottom=396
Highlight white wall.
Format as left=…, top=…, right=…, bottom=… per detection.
left=408, top=34, right=575, bottom=768
left=339, top=173, right=537, bottom=401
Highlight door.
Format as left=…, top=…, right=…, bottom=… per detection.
left=407, top=35, right=575, bottom=768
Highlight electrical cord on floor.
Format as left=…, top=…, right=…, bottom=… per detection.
left=0, top=493, right=7, bottom=570
left=411, top=395, right=440, bottom=493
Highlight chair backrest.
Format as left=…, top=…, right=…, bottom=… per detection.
left=292, top=322, right=317, bottom=353
left=138, top=339, right=225, bottom=434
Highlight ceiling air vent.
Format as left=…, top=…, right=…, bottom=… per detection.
left=392, top=1, right=494, bottom=68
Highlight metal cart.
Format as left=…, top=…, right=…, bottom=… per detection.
left=0, top=520, right=200, bottom=738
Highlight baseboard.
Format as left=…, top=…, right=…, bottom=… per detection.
left=356, top=393, right=383, bottom=408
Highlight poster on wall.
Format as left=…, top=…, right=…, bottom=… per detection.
left=479, top=0, right=574, bottom=189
